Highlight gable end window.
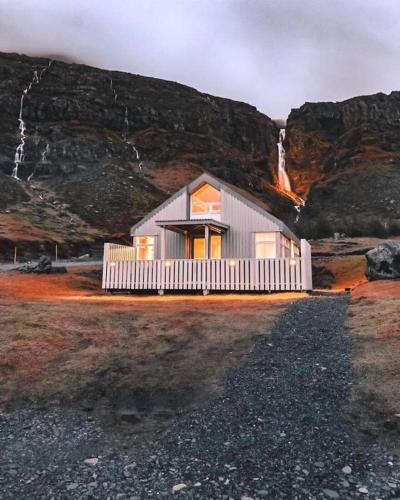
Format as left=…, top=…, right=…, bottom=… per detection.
left=255, top=232, right=276, bottom=259
left=191, top=183, right=221, bottom=218
left=135, top=236, right=155, bottom=260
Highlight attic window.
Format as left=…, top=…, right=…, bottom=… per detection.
left=191, top=183, right=221, bottom=215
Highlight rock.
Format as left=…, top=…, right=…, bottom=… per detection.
left=358, top=487, right=369, bottom=494
left=84, top=457, right=99, bottom=466
left=117, top=408, right=141, bottom=424
left=172, top=483, right=187, bottom=493
left=286, top=91, right=400, bottom=229
left=365, top=240, right=400, bottom=280
left=322, top=489, right=340, bottom=499
left=342, top=465, right=352, bottom=474
left=66, top=483, right=78, bottom=490
left=17, top=255, right=67, bottom=274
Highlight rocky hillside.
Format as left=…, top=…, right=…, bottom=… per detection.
left=285, top=92, right=400, bottom=236
left=0, top=52, right=298, bottom=259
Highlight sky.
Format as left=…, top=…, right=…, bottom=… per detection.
left=1, top=0, right=399, bottom=118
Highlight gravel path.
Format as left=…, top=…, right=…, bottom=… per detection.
left=1, top=295, right=400, bottom=499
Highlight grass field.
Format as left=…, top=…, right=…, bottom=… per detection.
left=348, top=280, right=400, bottom=450
left=0, top=268, right=302, bottom=439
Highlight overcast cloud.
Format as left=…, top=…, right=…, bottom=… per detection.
left=0, top=0, right=399, bottom=118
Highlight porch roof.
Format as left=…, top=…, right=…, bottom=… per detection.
left=155, top=219, right=229, bottom=234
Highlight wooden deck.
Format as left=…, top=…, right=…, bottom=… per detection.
left=102, top=241, right=312, bottom=293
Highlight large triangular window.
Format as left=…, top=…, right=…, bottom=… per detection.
left=191, top=183, right=221, bottom=218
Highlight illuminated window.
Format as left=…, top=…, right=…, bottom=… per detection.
left=210, top=235, right=221, bottom=259
left=135, top=236, right=155, bottom=260
left=193, top=237, right=205, bottom=259
left=280, top=234, right=291, bottom=258
left=255, top=232, right=276, bottom=259
left=191, top=184, right=221, bottom=216
left=192, top=235, right=221, bottom=259
left=292, top=242, right=300, bottom=257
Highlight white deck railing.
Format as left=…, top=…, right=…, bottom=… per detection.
left=102, top=240, right=312, bottom=292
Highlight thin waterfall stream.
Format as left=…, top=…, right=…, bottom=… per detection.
left=277, top=127, right=305, bottom=222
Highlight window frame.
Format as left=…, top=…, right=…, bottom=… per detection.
left=190, top=183, right=222, bottom=219
left=254, top=232, right=277, bottom=259
left=280, top=234, right=291, bottom=258
left=134, top=235, right=156, bottom=261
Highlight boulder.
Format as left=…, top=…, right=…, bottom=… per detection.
left=17, top=255, right=67, bottom=274
left=365, top=240, right=400, bottom=281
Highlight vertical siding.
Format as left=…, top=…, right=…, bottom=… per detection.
left=221, top=190, right=281, bottom=258
left=133, top=191, right=187, bottom=258
left=133, top=185, right=292, bottom=260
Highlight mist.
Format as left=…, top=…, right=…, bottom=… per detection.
left=1, top=0, right=399, bottom=118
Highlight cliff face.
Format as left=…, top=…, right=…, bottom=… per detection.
left=0, top=52, right=293, bottom=258
left=285, top=92, right=400, bottom=232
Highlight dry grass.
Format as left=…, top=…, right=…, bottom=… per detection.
left=348, top=281, right=400, bottom=449
left=315, top=255, right=367, bottom=291
left=0, top=269, right=302, bottom=436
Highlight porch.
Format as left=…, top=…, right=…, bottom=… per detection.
left=102, top=240, right=313, bottom=293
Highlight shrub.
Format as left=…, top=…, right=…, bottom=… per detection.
left=312, top=215, right=332, bottom=239
left=388, top=219, right=400, bottom=236
left=368, top=218, right=388, bottom=238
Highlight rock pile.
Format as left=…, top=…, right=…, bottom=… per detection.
left=18, top=255, right=67, bottom=274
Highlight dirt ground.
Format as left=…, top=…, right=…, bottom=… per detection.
left=348, top=280, right=400, bottom=450
left=0, top=268, right=302, bottom=442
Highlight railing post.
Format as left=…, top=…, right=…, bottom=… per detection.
left=300, top=239, right=313, bottom=291
left=102, top=243, right=109, bottom=290
left=160, top=228, right=166, bottom=260
left=204, top=225, right=210, bottom=259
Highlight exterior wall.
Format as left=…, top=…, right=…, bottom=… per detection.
left=132, top=183, right=298, bottom=260
left=220, top=190, right=281, bottom=258
left=133, top=190, right=187, bottom=259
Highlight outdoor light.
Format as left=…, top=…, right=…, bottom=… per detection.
left=229, top=259, right=235, bottom=267
left=109, top=262, right=116, bottom=267
left=165, top=260, right=172, bottom=267
left=289, top=258, right=297, bottom=266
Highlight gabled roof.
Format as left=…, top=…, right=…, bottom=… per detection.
left=131, top=172, right=299, bottom=244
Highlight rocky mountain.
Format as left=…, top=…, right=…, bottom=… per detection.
left=2, top=51, right=399, bottom=259
left=0, top=52, right=295, bottom=259
left=285, top=92, right=400, bottom=236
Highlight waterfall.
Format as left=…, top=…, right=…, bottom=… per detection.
left=124, top=106, right=141, bottom=165
left=110, top=78, right=118, bottom=102
left=28, top=143, right=50, bottom=182
left=110, top=81, right=142, bottom=170
left=277, top=129, right=291, bottom=191
left=12, top=61, right=53, bottom=181
left=276, top=127, right=306, bottom=223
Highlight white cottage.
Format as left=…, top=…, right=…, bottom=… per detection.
left=102, top=173, right=312, bottom=293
